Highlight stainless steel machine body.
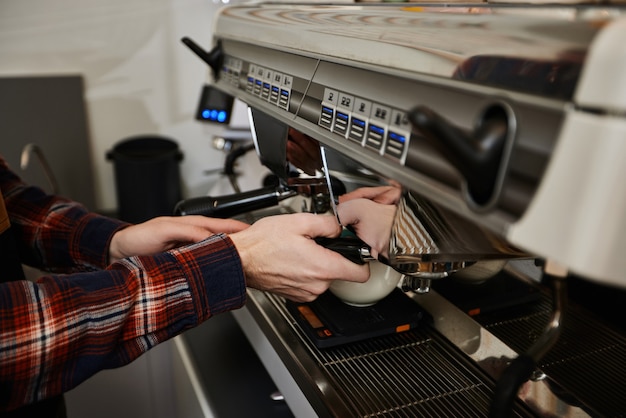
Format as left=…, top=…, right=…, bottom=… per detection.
left=190, top=3, right=626, bottom=417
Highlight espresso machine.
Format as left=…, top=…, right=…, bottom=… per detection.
left=178, top=3, right=626, bottom=417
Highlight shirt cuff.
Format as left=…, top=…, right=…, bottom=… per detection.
left=170, top=233, right=247, bottom=321
left=71, top=213, right=130, bottom=270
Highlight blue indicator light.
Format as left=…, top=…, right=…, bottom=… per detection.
left=352, top=118, right=365, bottom=127
left=263, top=83, right=270, bottom=88
left=272, top=86, right=279, bottom=92
left=280, top=90, right=289, bottom=96
left=200, top=109, right=228, bottom=123
left=256, top=80, right=262, bottom=85
left=389, top=132, right=406, bottom=143
left=369, top=125, right=384, bottom=135
left=336, top=112, right=348, bottom=121
left=247, top=77, right=254, bottom=82
left=322, top=106, right=334, bottom=114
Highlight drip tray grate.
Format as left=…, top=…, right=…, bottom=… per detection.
left=269, top=295, right=535, bottom=418
left=265, top=280, right=626, bottom=418
left=478, top=296, right=626, bottom=418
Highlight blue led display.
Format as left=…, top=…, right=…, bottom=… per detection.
left=201, top=108, right=229, bottom=123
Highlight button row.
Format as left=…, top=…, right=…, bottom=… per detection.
left=245, top=64, right=293, bottom=111
left=318, top=88, right=412, bottom=163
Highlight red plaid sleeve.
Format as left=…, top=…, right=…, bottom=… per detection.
left=0, top=157, right=247, bottom=412
left=0, top=157, right=128, bottom=273
left=0, top=233, right=246, bottom=412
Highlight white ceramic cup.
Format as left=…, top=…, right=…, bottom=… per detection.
left=329, top=260, right=403, bottom=307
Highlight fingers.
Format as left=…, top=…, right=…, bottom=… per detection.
left=315, top=244, right=371, bottom=283
left=305, top=213, right=343, bottom=239
left=264, top=282, right=326, bottom=303
left=264, top=212, right=341, bottom=240
left=163, top=217, right=252, bottom=248
left=147, top=216, right=249, bottom=243
left=109, top=216, right=251, bottom=263
left=229, top=212, right=369, bottom=302
left=162, top=215, right=249, bottom=234
left=339, top=186, right=400, bottom=205
left=336, top=199, right=395, bottom=259
left=336, top=198, right=367, bottom=226
left=286, top=213, right=369, bottom=283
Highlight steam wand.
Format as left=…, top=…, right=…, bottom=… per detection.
left=181, top=37, right=223, bottom=78
left=222, top=142, right=256, bottom=194
left=489, top=259, right=568, bottom=418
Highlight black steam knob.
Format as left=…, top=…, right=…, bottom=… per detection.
left=181, top=37, right=224, bottom=78
left=407, top=105, right=508, bottom=206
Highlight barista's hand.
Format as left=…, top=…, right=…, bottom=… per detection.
left=109, top=216, right=249, bottom=264
left=338, top=183, right=402, bottom=205
left=337, top=197, right=397, bottom=260
left=229, top=213, right=370, bottom=302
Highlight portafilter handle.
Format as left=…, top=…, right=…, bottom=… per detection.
left=315, top=236, right=374, bottom=265
left=174, top=186, right=296, bottom=218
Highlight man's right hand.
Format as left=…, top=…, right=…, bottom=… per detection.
left=228, top=213, right=370, bottom=303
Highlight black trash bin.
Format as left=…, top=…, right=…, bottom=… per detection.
left=107, top=135, right=183, bottom=224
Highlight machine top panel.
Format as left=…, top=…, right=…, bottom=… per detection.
left=215, top=3, right=625, bottom=102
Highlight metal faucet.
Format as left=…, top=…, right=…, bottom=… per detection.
left=20, top=144, right=60, bottom=194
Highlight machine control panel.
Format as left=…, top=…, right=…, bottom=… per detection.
left=217, top=48, right=559, bottom=225
left=220, top=56, right=411, bottom=164
left=240, top=60, right=293, bottom=111
left=320, top=87, right=411, bottom=164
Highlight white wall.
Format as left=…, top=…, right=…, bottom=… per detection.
left=0, top=0, right=257, bottom=212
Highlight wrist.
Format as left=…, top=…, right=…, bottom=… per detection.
left=107, top=226, right=131, bottom=264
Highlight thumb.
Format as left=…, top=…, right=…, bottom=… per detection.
left=298, top=213, right=342, bottom=239
left=336, top=199, right=364, bottom=227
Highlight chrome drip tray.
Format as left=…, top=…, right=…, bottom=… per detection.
left=290, top=326, right=534, bottom=418
left=474, top=294, right=626, bottom=418
left=238, top=263, right=626, bottom=418
left=263, top=293, right=536, bottom=417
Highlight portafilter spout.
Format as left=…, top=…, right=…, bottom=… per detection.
left=377, top=190, right=528, bottom=293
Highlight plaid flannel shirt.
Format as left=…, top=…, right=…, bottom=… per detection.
left=0, top=156, right=246, bottom=412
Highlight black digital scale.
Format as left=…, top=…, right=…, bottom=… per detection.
left=431, top=271, right=543, bottom=317
left=288, top=272, right=542, bottom=349
left=287, top=288, right=431, bottom=349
